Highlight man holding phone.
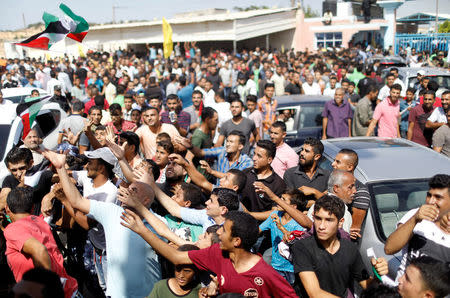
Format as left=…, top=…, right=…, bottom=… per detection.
left=161, top=94, right=191, bottom=137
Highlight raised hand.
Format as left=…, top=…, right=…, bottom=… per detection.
left=172, top=135, right=192, bottom=149
left=271, top=213, right=282, bottom=226
left=199, top=160, right=212, bottom=174
left=105, top=136, right=126, bottom=161
left=371, top=257, right=388, bottom=276
left=253, top=181, right=272, bottom=196
left=117, top=186, right=142, bottom=210
left=168, top=153, right=188, bottom=167
left=84, top=119, right=94, bottom=133
left=41, top=191, right=55, bottom=217
left=134, top=167, right=154, bottom=185
left=120, top=209, right=146, bottom=235
left=438, top=211, right=450, bottom=233
left=105, top=126, right=116, bottom=143
left=62, top=128, right=82, bottom=145
left=42, top=150, right=67, bottom=169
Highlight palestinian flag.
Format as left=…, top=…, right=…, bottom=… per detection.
left=59, top=3, right=89, bottom=42
left=16, top=12, right=69, bottom=50
left=16, top=95, right=52, bottom=139
left=16, top=4, right=88, bottom=50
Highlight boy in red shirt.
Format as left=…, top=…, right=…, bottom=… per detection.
left=4, top=187, right=78, bottom=298
left=121, top=209, right=297, bottom=297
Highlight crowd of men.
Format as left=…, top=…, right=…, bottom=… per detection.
left=0, top=44, right=449, bottom=298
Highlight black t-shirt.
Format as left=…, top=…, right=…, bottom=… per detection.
left=283, top=166, right=330, bottom=193
left=357, top=77, right=376, bottom=98
left=206, top=74, right=222, bottom=92
left=241, top=168, right=286, bottom=212
left=292, top=235, right=370, bottom=297
left=146, top=85, right=163, bottom=100
left=2, top=170, right=53, bottom=215
left=285, top=83, right=302, bottom=95
left=75, top=68, right=87, bottom=82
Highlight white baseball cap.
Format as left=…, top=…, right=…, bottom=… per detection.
left=83, top=147, right=117, bottom=165
left=417, top=70, right=426, bottom=76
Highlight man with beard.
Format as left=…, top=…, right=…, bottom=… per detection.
left=79, top=106, right=103, bottom=154
left=161, top=94, right=191, bottom=137
left=269, top=121, right=299, bottom=178
left=407, top=90, right=436, bottom=147
left=156, top=157, right=187, bottom=199
left=21, top=129, right=45, bottom=165
left=426, top=90, right=449, bottom=130
left=283, top=138, right=330, bottom=205
left=136, top=106, right=180, bottom=159
left=366, top=84, right=402, bottom=138
left=183, top=90, right=203, bottom=133
left=56, top=147, right=118, bottom=293
left=215, top=98, right=259, bottom=155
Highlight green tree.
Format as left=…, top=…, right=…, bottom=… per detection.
left=438, top=20, right=450, bottom=33
left=304, top=5, right=319, bottom=18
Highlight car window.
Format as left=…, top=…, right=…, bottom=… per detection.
left=4, top=95, right=25, bottom=104
left=34, top=110, right=60, bottom=138
left=318, top=155, right=333, bottom=171
left=276, top=108, right=297, bottom=132
left=298, top=104, right=323, bottom=129
left=408, top=76, right=450, bottom=90
left=368, top=179, right=429, bottom=241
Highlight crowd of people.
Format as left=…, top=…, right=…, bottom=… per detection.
left=0, top=43, right=449, bottom=298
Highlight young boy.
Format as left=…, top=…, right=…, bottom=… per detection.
left=123, top=94, right=134, bottom=121
left=148, top=244, right=201, bottom=298
left=259, top=189, right=307, bottom=286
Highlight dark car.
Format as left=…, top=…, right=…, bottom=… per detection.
left=365, top=55, right=407, bottom=72
left=275, top=94, right=331, bottom=147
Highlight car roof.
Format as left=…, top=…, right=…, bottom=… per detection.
left=367, top=56, right=406, bottom=64
left=322, top=137, right=450, bottom=183
left=1, top=87, right=48, bottom=97
left=274, top=95, right=332, bottom=107
left=397, top=67, right=450, bottom=77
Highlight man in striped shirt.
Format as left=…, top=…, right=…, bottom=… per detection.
left=189, top=130, right=253, bottom=185
left=331, top=148, right=370, bottom=241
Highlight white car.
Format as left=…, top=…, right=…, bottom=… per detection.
left=0, top=101, right=67, bottom=185
left=1, top=87, right=49, bottom=104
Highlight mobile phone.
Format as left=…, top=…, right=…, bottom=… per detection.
left=169, top=111, right=176, bottom=122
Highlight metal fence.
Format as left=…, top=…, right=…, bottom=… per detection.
left=394, top=33, right=450, bottom=55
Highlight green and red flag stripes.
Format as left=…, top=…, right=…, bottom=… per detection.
left=59, top=3, right=89, bottom=42
left=16, top=14, right=69, bottom=50
left=16, top=95, right=52, bottom=139
left=15, top=3, right=89, bottom=50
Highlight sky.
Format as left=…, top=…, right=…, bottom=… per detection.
left=0, top=0, right=449, bottom=31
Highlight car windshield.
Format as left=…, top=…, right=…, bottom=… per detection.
left=368, top=179, right=429, bottom=241
left=298, top=104, right=324, bottom=129
left=407, top=75, right=450, bottom=89
left=0, top=124, right=12, bottom=160
left=4, top=95, right=25, bottom=104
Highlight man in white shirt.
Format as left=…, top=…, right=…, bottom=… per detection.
left=46, top=71, right=63, bottom=96
left=426, top=90, right=449, bottom=130
left=302, top=74, right=321, bottom=95
left=56, top=68, right=72, bottom=95
left=378, top=73, right=396, bottom=101
left=323, top=76, right=338, bottom=97
left=390, top=68, right=406, bottom=97
left=0, top=89, right=15, bottom=123
left=219, top=62, right=232, bottom=99
left=272, top=66, right=286, bottom=96
left=102, top=76, right=117, bottom=104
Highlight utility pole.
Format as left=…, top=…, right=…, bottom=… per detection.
left=22, top=13, right=26, bottom=29
left=112, top=5, right=127, bottom=23
left=435, top=0, right=439, bottom=33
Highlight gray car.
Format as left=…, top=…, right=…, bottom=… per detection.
left=315, top=137, right=450, bottom=278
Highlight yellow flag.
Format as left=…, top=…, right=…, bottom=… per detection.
left=78, top=44, right=86, bottom=58
left=162, top=17, right=173, bottom=59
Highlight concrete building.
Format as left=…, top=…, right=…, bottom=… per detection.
left=5, top=2, right=408, bottom=59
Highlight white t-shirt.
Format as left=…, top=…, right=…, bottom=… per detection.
left=428, top=107, right=447, bottom=123
left=73, top=170, right=117, bottom=204
left=0, top=99, right=15, bottom=124
left=378, top=85, right=391, bottom=101
left=303, top=82, right=321, bottom=95
left=395, top=208, right=450, bottom=281
left=323, top=87, right=337, bottom=97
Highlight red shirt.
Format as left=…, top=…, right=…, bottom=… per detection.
left=106, top=120, right=137, bottom=134
left=408, top=105, right=434, bottom=147
left=4, top=215, right=78, bottom=298
left=188, top=244, right=297, bottom=297
left=84, top=97, right=110, bottom=114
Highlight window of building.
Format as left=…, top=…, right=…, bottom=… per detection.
left=316, top=32, right=342, bottom=48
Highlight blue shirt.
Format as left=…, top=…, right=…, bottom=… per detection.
left=88, top=200, right=162, bottom=298
left=259, top=211, right=304, bottom=272
left=178, top=84, right=195, bottom=108
left=180, top=208, right=216, bottom=232
left=203, top=147, right=253, bottom=184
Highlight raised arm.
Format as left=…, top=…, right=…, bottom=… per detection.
left=121, top=209, right=192, bottom=265
left=117, top=186, right=189, bottom=247
left=170, top=154, right=213, bottom=193
left=254, top=182, right=312, bottom=229
left=42, top=151, right=91, bottom=214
